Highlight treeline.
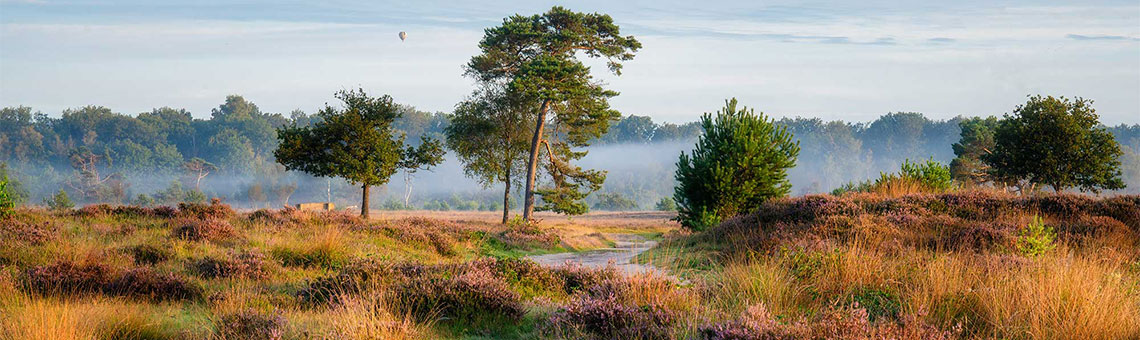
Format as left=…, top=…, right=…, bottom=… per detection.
left=2, top=98, right=1139, bottom=209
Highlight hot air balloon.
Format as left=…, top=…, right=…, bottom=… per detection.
left=399, top=31, right=407, bottom=42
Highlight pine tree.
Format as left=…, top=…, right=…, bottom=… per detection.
left=674, top=99, right=800, bottom=230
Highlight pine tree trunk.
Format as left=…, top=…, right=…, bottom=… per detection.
left=360, top=184, right=370, bottom=219
left=502, top=166, right=511, bottom=224
left=523, top=100, right=550, bottom=221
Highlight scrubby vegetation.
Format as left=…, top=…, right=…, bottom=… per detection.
left=2, top=191, right=1134, bottom=339
left=641, top=191, right=1140, bottom=339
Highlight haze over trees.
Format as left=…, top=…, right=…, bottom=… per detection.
left=465, top=6, right=641, bottom=219
left=274, top=89, right=445, bottom=218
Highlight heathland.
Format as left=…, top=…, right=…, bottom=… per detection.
left=2, top=190, right=1137, bottom=339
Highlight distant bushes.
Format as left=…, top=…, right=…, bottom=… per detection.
left=833, top=158, right=953, bottom=196
left=592, top=192, right=639, bottom=211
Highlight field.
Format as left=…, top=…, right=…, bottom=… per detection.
left=1, top=192, right=1139, bottom=339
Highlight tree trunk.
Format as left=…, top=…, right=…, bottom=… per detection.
left=502, top=167, right=511, bottom=224
left=522, top=100, right=550, bottom=221
left=360, top=183, right=370, bottom=219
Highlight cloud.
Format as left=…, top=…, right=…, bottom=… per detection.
left=1066, top=34, right=1139, bottom=41
left=927, top=37, right=956, bottom=43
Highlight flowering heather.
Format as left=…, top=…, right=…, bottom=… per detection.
left=20, top=261, right=111, bottom=296
left=177, top=198, right=235, bottom=219
left=190, top=251, right=270, bottom=279
left=217, top=310, right=288, bottom=340
left=104, top=267, right=202, bottom=301
left=0, top=219, right=56, bottom=245
left=170, top=218, right=236, bottom=242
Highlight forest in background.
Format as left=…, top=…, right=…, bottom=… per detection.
left=2, top=96, right=1139, bottom=211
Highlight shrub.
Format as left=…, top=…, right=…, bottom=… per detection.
left=171, top=218, right=236, bottom=242
left=0, top=219, right=57, bottom=245
left=496, top=223, right=561, bottom=250
left=0, top=174, right=15, bottom=219
left=21, top=261, right=112, bottom=295
left=43, top=189, right=75, bottom=211
left=177, top=198, right=235, bottom=219
left=673, top=98, right=800, bottom=230
left=126, top=243, right=172, bottom=265
left=654, top=196, right=676, bottom=211
left=191, top=251, right=269, bottom=279
left=104, top=267, right=202, bottom=301
left=397, top=267, right=524, bottom=324
left=1016, top=215, right=1056, bottom=257
left=546, top=293, right=675, bottom=340
left=899, top=158, right=954, bottom=192
left=217, top=310, right=287, bottom=340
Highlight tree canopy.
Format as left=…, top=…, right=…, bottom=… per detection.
left=274, top=89, right=444, bottom=218
left=466, top=6, right=641, bottom=219
left=983, top=95, right=1124, bottom=192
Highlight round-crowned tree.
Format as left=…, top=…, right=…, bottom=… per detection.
left=673, top=98, right=800, bottom=230
left=983, top=95, right=1124, bottom=193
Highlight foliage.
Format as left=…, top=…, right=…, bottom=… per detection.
left=898, top=158, right=954, bottom=192
left=674, top=98, right=800, bottom=230
left=950, top=116, right=999, bottom=185
left=275, top=89, right=444, bottom=218
left=43, top=189, right=74, bottom=211
left=446, top=85, right=534, bottom=223
left=591, top=192, right=639, bottom=211
left=1016, top=215, right=1056, bottom=257
left=654, top=196, right=676, bottom=211
left=466, top=6, right=641, bottom=218
left=0, top=174, right=14, bottom=219
left=984, top=95, right=1125, bottom=192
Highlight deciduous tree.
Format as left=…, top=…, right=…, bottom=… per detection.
left=274, top=89, right=444, bottom=218
left=983, top=95, right=1124, bottom=192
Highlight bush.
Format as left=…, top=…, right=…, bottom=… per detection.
left=171, top=218, right=236, bottom=242
left=177, top=198, right=235, bottom=219
left=43, top=189, right=75, bottom=211
left=397, top=266, right=524, bottom=324
left=496, top=223, right=561, bottom=250
left=21, top=261, right=112, bottom=295
left=592, top=192, right=639, bottom=211
left=546, top=293, right=675, bottom=340
left=0, top=219, right=57, bottom=245
left=1016, top=215, right=1056, bottom=257
left=217, top=310, right=287, bottom=340
left=105, top=267, right=202, bottom=301
left=674, top=98, right=799, bottom=230
left=126, top=243, right=173, bottom=265
left=191, top=251, right=269, bottom=279
left=0, top=174, right=14, bottom=219
left=654, top=196, right=676, bottom=211
left=898, top=158, right=954, bottom=192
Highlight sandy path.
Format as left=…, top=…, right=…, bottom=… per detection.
left=526, top=233, right=664, bottom=275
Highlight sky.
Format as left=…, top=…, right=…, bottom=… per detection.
left=1, top=0, right=1138, bottom=124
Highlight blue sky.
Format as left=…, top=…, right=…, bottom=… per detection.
left=1, top=0, right=1138, bottom=124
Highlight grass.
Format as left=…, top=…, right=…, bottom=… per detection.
left=2, top=192, right=1138, bottom=339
